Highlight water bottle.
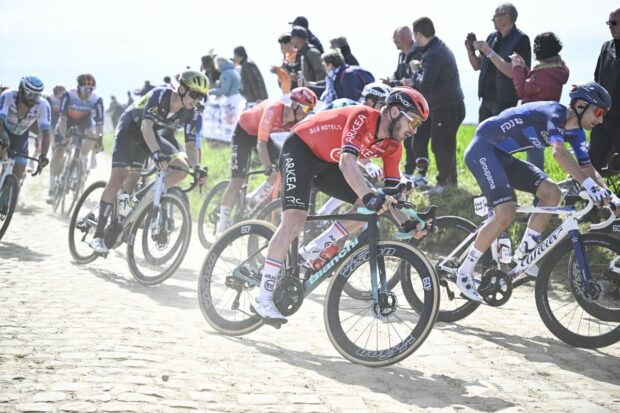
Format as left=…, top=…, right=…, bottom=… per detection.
left=497, top=232, right=512, bottom=264
left=310, top=243, right=340, bottom=271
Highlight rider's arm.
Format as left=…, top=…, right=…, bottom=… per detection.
left=185, top=140, right=200, bottom=169
left=551, top=140, right=588, bottom=183
left=256, top=104, right=277, bottom=170
left=40, top=129, right=51, bottom=158
left=58, top=91, right=70, bottom=139
left=184, top=110, right=201, bottom=169
left=38, top=100, right=52, bottom=157
left=140, top=119, right=161, bottom=154
left=339, top=153, right=372, bottom=200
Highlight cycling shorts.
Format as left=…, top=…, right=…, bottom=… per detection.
left=231, top=124, right=280, bottom=178
left=54, top=116, right=94, bottom=145
left=464, top=135, right=548, bottom=207
left=2, top=129, right=29, bottom=166
left=279, top=133, right=358, bottom=211
left=112, top=125, right=179, bottom=169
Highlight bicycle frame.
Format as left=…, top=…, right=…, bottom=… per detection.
left=0, top=157, right=16, bottom=189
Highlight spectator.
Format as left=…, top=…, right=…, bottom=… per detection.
left=233, top=45, right=268, bottom=107
left=590, top=7, right=620, bottom=172
left=106, top=95, right=124, bottom=130
left=289, top=16, right=324, bottom=53
left=134, top=80, right=154, bottom=97
left=330, top=37, right=359, bottom=66
left=290, top=26, right=326, bottom=86
left=201, top=54, right=221, bottom=86
left=320, top=49, right=374, bottom=104
left=511, top=32, right=568, bottom=103
left=466, top=3, right=535, bottom=166
left=270, top=33, right=299, bottom=94
left=409, top=17, right=465, bottom=193
left=209, top=57, right=241, bottom=98
left=162, top=75, right=175, bottom=89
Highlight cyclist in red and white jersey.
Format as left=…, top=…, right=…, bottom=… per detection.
left=252, top=87, right=429, bottom=322
left=215, top=87, right=317, bottom=235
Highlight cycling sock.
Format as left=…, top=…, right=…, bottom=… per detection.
left=300, top=221, right=349, bottom=262
left=258, top=258, right=284, bottom=302
left=216, top=205, right=232, bottom=234
left=520, top=228, right=541, bottom=245
left=457, top=246, right=483, bottom=275
left=94, top=201, right=113, bottom=238
left=316, top=197, right=344, bottom=215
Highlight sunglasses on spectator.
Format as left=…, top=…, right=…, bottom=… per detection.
left=400, top=110, right=423, bottom=130
left=607, top=20, right=618, bottom=26
left=188, top=90, right=205, bottom=100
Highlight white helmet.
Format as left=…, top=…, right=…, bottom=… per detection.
left=361, top=82, right=392, bottom=100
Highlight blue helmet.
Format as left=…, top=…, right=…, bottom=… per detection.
left=569, top=82, right=611, bottom=110
left=19, top=76, right=44, bottom=94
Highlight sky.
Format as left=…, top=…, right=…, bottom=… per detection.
left=0, top=0, right=617, bottom=124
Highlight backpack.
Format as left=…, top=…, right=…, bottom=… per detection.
left=335, top=66, right=375, bottom=100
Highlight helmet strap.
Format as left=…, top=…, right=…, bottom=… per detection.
left=570, top=100, right=588, bottom=130
left=387, top=106, right=404, bottom=139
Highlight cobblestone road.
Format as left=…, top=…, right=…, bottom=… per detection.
left=1, top=162, right=619, bottom=413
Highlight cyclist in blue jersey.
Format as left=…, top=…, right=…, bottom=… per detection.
left=456, top=81, right=619, bottom=302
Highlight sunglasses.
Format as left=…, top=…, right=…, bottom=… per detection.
left=188, top=90, right=205, bottom=100
left=400, top=110, right=423, bottom=130
left=22, top=90, right=41, bottom=101
left=607, top=20, right=618, bottom=26
left=594, top=107, right=608, bottom=117
left=79, top=86, right=94, bottom=94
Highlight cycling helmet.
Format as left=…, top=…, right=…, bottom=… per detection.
left=361, top=82, right=392, bottom=100
left=569, top=82, right=612, bottom=110
left=179, top=70, right=210, bottom=94
left=290, top=87, right=317, bottom=107
left=19, top=76, right=44, bottom=105
left=386, top=87, right=429, bottom=121
left=77, top=73, right=96, bottom=88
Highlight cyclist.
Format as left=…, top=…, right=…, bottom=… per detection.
left=88, top=70, right=209, bottom=254
left=47, top=74, right=104, bottom=203
left=323, top=81, right=392, bottom=110
left=457, top=81, right=619, bottom=302
left=251, top=86, right=429, bottom=322
left=215, top=86, right=317, bottom=236
left=47, top=85, right=66, bottom=130
left=0, top=76, right=51, bottom=183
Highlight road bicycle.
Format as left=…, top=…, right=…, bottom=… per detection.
left=68, top=164, right=204, bottom=285
left=0, top=150, right=45, bottom=240
left=415, top=192, right=620, bottom=348
left=198, top=187, right=440, bottom=367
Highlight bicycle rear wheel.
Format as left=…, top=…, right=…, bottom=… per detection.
left=536, top=233, right=620, bottom=348
left=68, top=181, right=106, bottom=264
left=126, top=192, right=191, bottom=285
left=0, top=175, right=19, bottom=240
left=198, top=220, right=279, bottom=335
left=197, top=180, right=234, bottom=248
left=324, top=241, right=439, bottom=367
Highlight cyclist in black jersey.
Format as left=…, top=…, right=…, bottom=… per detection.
left=89, top=70, right=209, bottom=254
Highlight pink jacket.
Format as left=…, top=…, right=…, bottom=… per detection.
left=512, top=57, right=570, bottom=103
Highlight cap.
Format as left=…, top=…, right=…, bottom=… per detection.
left=289, top=16, right=309, bottom=28
left=290, top=25, right=308, bottom=39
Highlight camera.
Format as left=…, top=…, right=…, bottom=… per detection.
left=466, top=32, right=477, bottom=52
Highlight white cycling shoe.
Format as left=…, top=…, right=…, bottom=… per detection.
left=251, top=298, right=287, bottom=323
left=89, top=237, right=109, bottom=254
left=456, top=271, right=484, bottom=302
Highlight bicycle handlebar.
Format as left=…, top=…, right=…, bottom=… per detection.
left=140, top=164, right=208, bottom=193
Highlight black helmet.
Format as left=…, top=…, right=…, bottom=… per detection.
left=569, top=82, right=611, bottom=110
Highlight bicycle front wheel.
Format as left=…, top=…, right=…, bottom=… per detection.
left=198, top=220, right=279, bottom=335
left=126, top=192, right=191, bottom=285
left=324, top=241, right=439, bottom=367
left=60, top=159, right=82, bottom=217
left=535, top=233, right=620, bottom=348
left=68, top=181, right=107, bottom=264
left=0, top=175, right=19, bottom=240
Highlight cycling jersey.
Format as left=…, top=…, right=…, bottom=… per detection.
left=237, top=100, right=295, bottom=141
left=117, top=87, right=198, bottom=143
left=46, top=94, right=62, bottom=128
left=476, top=101, right=590, bottom=166
left=0, top=90, right=51, bottom=136
left=59, top=89, right=104, bottom=126
left=292, top=105, right=402, bottom=185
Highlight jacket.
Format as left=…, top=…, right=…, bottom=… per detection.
left=239, top=58, right=268, bottom=103
left=595, top=39, right=620, bottom=118
left=209, top=60, right=241, bottom=97
left=298, top=43, right=326, bottom=83
left=512, top=56, right=569, bottom=103
left=411, top=37, right=464, bottom=111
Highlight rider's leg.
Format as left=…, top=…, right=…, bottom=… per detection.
left=48, top=136, right=66, bottom=200
left=81, top=130, right=96, bottom=170
left=217, top=177, right=243, bottom=234
left=89, top=167, right=129, bottom=253
left=12, top=160, right=26, bottom=181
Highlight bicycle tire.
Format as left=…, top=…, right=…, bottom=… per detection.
left=60, top=159, right=82, bottom=217
left=68, top=181, right=107, bottom=264
left=197, top=180, right=231, bottom=249
left=140, top=196, right=185, bottom=266
left=126, top=192, right=191, bottom=285
left=535, top=233, right=620, bottom=348
left=324, top=240, right=439, bottom=367
left=198, top=220, right=281, bottom=335
left=0, top=175, right=19, bottom=240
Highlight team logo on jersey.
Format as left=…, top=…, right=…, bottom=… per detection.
left=329, top=148, right=342, bottom=162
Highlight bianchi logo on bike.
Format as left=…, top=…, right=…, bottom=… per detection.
left=306, top=238, right=361, bottom=285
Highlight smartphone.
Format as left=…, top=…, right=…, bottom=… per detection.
left=466, top=32, right=477, bottom=52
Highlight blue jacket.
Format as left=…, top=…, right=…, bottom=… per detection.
left=479, top=25, right=531, bottom=106
left=411, top=37, right=463, bottom=111
left=210, top=60, right=241, bottom=97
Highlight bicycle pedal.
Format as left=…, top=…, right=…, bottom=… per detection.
left=261, top=318, right=286, bottom=328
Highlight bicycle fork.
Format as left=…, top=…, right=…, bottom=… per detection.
left=149, top=172, right=167, bottom=241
